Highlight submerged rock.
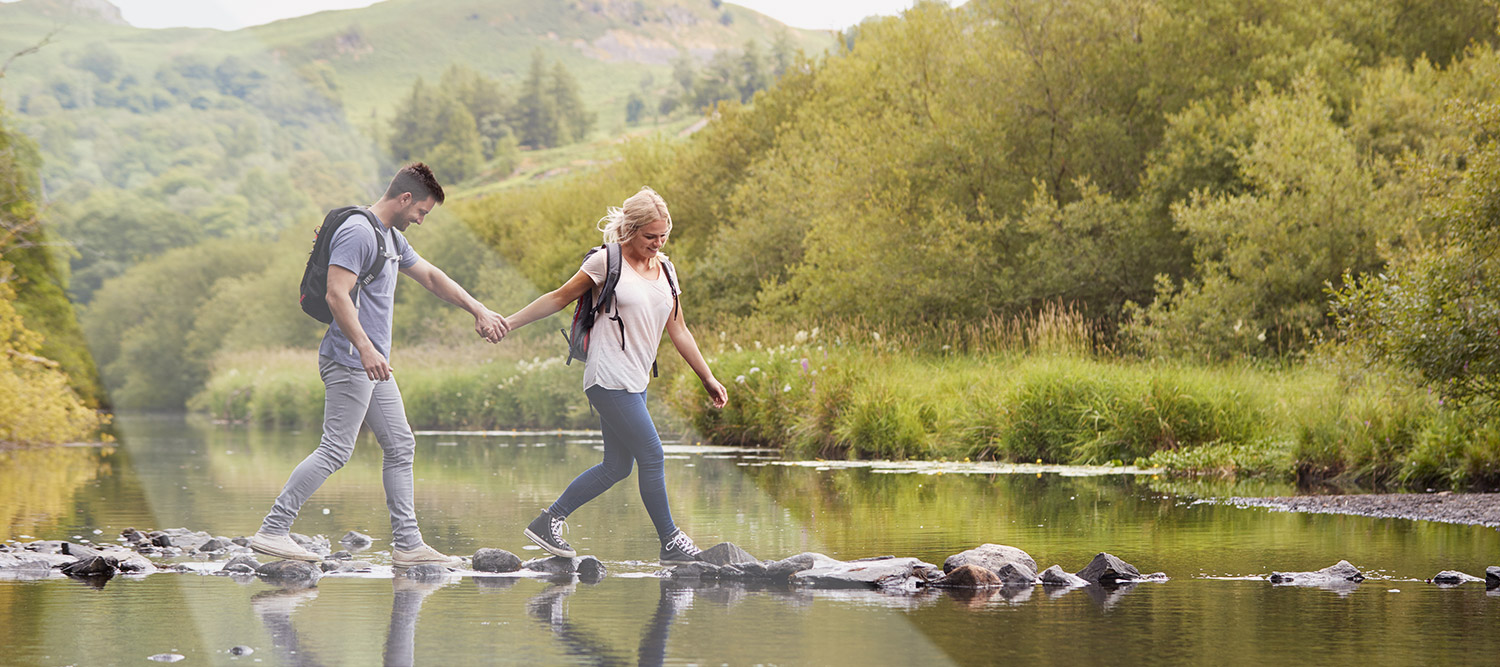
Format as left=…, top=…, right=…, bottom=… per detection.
left=147, top=653, right=185, bottom=663
left=61, top=555, right=117, bottom=578
left=403, top=563, right=451, bottom=581
left=943, top=544, right=1038, bottom=577
left=698, top=543, right=757, bottom=567
left=939, top=564, right=1002, bottom=588
left=257, top=560, right=321, bottom=583
left=1430, top=570, right=1483, bottom=585
left=1269, top=560, right=1364, bottom=586
left=793, top=556, right=942, bottom=590
left=1076, top=553, right=1143, bottom=586
left=229, top=646, right=254, bottom=656
left=668, top=562, right=724, bottom=580
left=766, top=552, right=842, bottom=581
left=522, top=556, right=577, bottom=575
left=472, top=548, right=522, bottom=573
left=1039, top=565, right=1090, bottom=587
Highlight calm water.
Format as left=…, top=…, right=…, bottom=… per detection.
left=2, top=413, right=1497, bottom=666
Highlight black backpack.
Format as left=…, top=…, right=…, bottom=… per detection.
left=561, top=243, right=679, bottom=376
left=298, top=206, right=387, bottom=324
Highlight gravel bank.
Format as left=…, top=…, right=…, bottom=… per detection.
left=1229, top=493, right=1500, bottom=528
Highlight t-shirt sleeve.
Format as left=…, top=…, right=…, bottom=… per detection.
left=394, top=230, right=421, bottom=269
left=328, top=214, right=377, bottom=275
left=580, top=249, right=606, bottom=286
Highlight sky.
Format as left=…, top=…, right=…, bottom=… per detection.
left=45, top=0, right=950, bottom=32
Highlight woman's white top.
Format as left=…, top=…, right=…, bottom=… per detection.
left=580, top=250, right=679, bottom=392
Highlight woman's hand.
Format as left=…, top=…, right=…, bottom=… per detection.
left=703, top=376, right=728, bottom=409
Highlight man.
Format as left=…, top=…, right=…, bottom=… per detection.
left=249, top=162, right=507, bottom=567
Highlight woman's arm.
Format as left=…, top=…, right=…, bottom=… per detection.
left=665, top=303, right=728, bottom=408
left=507, top=269, right=596, bottom=330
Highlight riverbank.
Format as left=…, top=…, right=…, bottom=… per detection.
left=1229, top=493, right=1500, bottom=528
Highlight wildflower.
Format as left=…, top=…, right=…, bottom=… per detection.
left=811, top=327, right=820, bottom=338
left=734, top=343, right=742, bottom=352
left=872, top=332, right=881, bottom=342
left=755, top=340, right=763, bottom=349
left=749, top=367, right=761, bottom=374
left=1256, top=330, right=1266, bottom=342
left=735, top=375, right=747, bottom=384
left=801, top=358, right=810, bottom=374
left=783, top=384, right=792, bottom=393
left=794, top=330, right=809, bottom=344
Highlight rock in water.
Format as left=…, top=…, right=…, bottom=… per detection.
left=1039, top=565, right=1090, bottom=587
left=765, top=552, right=843, bottom=580
left=61, top=556, right=117, bottom=578
left=522, top=556, right=578, bottom=575
left=1487, top=566, right=1499, bottom=590
left=147, top=654, right=184, bottom=662
left=793, top=557, right=941, bottom=590
left=1268, top=560, right=1365, bottom=585
left=698, top=542, right=757, bottom=567
left=576, top=556, right=607, bottom=581
left=943, top=544, right=1038, bottom=577
left=197, top=538, right=229, bottom=553
left=221, top=555, right=262, bottom=573
left=340, top=531, right=374, bottom=549
left=472, top=548, right=522, bottom=573
left=403, top=563, right=451, bottom=581
left=257, top=560, right=321, bottom=583
left=940, top=564, right=1002, bottom=588
left=1075, top=553, right=1144, bottom=585
left=996, top=562, right=1038, bottom=585
left=229, top=646, right=254, bottom=656
left=1430, top=570, right=1482, bottom=585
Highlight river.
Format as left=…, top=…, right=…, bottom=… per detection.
left=1, top=413, right=1496, bottom=665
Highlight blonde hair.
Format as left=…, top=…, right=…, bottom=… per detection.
left=598, top=186, right=671, bottom=245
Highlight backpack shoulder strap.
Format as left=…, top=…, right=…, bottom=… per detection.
left=658, top=255, right=680, bottom=321
left=353, top=208, right=387, bottom=288
left=595, top=242, right=623, bottom=315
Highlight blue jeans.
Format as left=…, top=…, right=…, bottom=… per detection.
left=549, top=386, right=677, bottom=541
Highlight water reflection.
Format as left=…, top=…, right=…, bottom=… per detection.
left=385, top=576, right=454, bottom=667
left=523, top=578, right=691, bottom=667
left=251, top=584, right=323, bottom=666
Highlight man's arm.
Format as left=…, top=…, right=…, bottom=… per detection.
left=400, top=258, right=509, bottom=342
left=327, top=265, right=391, bottom=381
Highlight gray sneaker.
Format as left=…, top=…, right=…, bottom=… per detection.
left=392, top=544, right=463, bottom=568
left=249, top=531, right=323, bottom=563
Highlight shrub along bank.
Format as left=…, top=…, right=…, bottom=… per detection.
left=660, top=328, right=1500, bottom=492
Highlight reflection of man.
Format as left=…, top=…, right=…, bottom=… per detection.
left=251, top=586, right=321, bottom=666
left=385, top=576, right=450, bottom=666
left=250, top=163, right=508, bottom=567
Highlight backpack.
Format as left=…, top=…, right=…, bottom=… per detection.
left=298, top=206, right=387, bottom=324
left=561, top=243, right=679, bottom=376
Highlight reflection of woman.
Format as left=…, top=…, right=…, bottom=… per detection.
left=505, top=187, right=728, bottom=564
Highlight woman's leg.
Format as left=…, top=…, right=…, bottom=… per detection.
left=547, top=389, right=635, bottom=518
left=582, top=387, right=677, bottom=540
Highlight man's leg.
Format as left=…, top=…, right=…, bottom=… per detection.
left=260, top=357, right=373, bottom=537
left=362, top=374, right=423, bottom=552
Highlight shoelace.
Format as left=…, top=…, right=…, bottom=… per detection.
left=550, top=516, right=569, bottom=542
left=667, top=532, right=699, bottom=555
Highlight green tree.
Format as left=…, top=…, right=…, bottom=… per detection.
left=549, top=61, right=593, bottom=144
left=625, top=93, right=646, bottom=125
left=423, top=95, right=485, bottom=183
left=514, top=50, right=559, bottom=149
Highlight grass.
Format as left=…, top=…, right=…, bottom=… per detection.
left=660, top=309, right=1500, bottom=491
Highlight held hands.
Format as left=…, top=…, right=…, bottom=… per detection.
left=475, top=308, right=510, bottom=343
left=703, top=376, right=728, bottom=409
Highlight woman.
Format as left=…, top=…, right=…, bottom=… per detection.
left=506, top=186, right=728, bottom=564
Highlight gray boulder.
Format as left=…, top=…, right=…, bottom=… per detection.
left=1487, top=566, right=1499, bottom=590
left=1268, top=560, right=1364, bottom=586
left=197, top=538, right=230, bottom=553
left=668, top=562, right=724, bottom=580
left=943, top=544, right=1038, bottom=576
left=939, top=564, right=1001, bottom=588
left=121, top=528, right=147, bottom=544
left=577, top=555, right=606, bottom=581
left=472, top=548, right=522, bottom=573
left=340, top=531, right=374, bottom=549
left=523, top=556, right=578, bottom=575
left=996, top=562, right=1038, bottom=585
left=257, top=560, right=321, bottom=583
left=793, top=556, right=942, bottom=590
left=766, top=552, right=842, bottom=580
left=222, top=555, right=262, bottom=572
left=1076, top=553, right=1143, bottom=585
left=221, top=563, right=258, bottom=575
left=1039, top=565, right=1090, bottom=587
left=289, top=533, right=331, bottom=555
left=403, top=563, right=451, bottom=581
left=321, top=560, right=375, bottom=574
left=698, top=542, right=757, bottom=567
left=61, top=556, right=116, bottom=578
left=1431, top=570, right=1483, bottom=585
left=229, top=646, right=253, bottom=656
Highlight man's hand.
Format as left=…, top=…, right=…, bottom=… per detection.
left=359, top=344, right=393, bottom=381
left=475, top=308, right=510, bottom=343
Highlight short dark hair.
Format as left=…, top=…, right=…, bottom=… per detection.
left=384, top=162, right=445, bottom=205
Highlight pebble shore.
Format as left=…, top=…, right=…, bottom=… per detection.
left=1229, top=493, right=1500, bottom=528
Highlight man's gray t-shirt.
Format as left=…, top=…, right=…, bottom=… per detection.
left=317, top=211, right=421, bottom=370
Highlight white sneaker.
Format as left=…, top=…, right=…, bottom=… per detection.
left=392, top=544, right=463, bottom=568
left=249, top=531, right=323, bottom=562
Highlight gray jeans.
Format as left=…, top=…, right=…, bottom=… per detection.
left=259, top=356, right=423, bottom=551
